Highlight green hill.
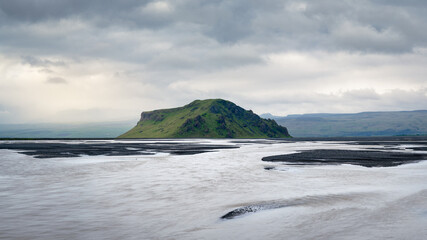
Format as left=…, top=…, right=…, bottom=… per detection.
left=118, top=99, right=291, bottom=138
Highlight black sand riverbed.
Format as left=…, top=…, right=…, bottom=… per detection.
left=262, top=149, right=427, bottom=167
left=0, top=141, right=239, bottom=158
left=1, top=137, right=426, bottom=167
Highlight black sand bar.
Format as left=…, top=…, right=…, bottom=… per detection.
left=262, top=149, right=427, bottom=167
left=0, top=141, right=239, bottom=158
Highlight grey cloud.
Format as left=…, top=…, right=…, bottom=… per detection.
left=0, top=0, right=147, bottom=22
left=372, top=0, right=427, bottom=7
left=330, top=22, right=409, bottom=53
left=1, top=0, right=426, bottom=58
left=21, top=56, right=66, bottom=67
left=379, top=88, right=427, bottom=110
left=341, top=89, right=381, bottom=101
left=147, top=45, right=263, bottom=71
left=0, top=0, right=174, bottom=30
left=46, top=77, right=67, bottom=84
left=182, top=0, right=259, bottom=43
left=0, top=0, right=427, bottom=123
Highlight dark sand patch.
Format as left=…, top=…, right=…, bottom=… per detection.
left=262, top=149, right=427, bottom=167
left=406, top=147, right=427, bottom=151
left=0, top=141, right=239, bottom=158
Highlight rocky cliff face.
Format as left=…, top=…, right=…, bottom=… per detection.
left=118, top=99, right=291, bottom=138
left=140, top=112, right=165, bottom=122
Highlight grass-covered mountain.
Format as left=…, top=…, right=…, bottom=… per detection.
left=268, top=110, right=427, bottom=137
left=119, top=99, right=290, bottom=138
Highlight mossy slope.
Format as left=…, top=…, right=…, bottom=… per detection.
left=118, top=99, right=291, bottom=138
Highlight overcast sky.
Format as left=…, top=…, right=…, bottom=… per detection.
left=1, top=0, right=426, bottom=123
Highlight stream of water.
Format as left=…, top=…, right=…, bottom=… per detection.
left=1, top=139, right=426, bottom=239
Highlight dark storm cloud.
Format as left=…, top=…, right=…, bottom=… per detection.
left=0, top=0, right=426, bottom=58
left=0, top=0, right=146, bottom=22
left=0, top=0, right=173, bottom=29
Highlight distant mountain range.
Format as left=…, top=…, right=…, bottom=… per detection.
left=2, top=107, right=425, bottom=139
left=0, top=121, right=135, bottom=138
left=262, top=110, right=427, bottom=137
left=119, top=99, right=290, bottom=138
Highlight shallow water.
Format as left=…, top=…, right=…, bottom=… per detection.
left=0, top=139, right=426, bottom=240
